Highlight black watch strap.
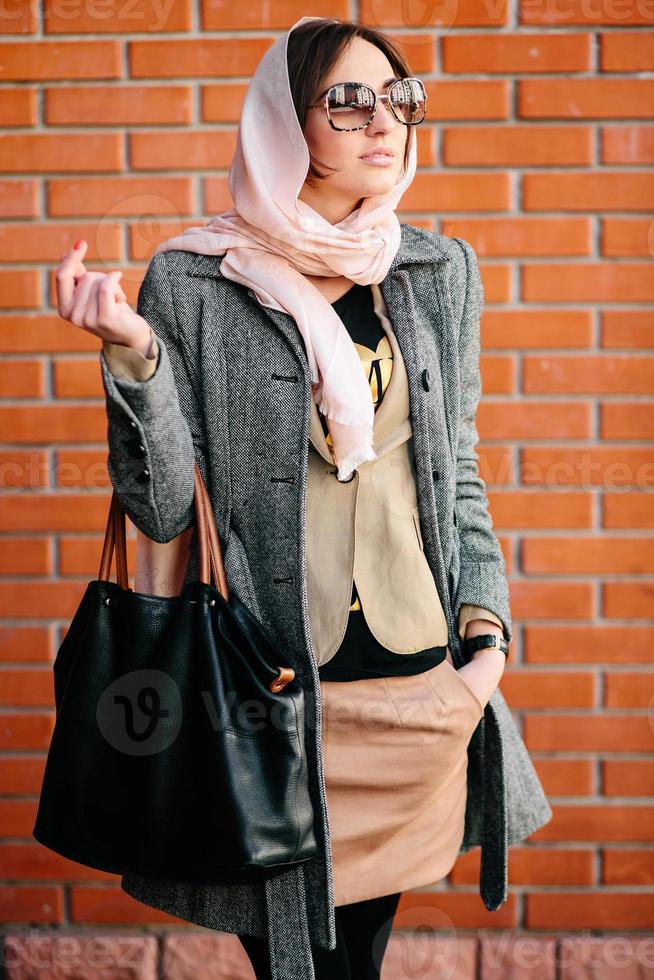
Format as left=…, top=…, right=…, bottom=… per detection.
left=463, top=633, right=509, bottom=658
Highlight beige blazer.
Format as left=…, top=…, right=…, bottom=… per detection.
left=305, top=284, right=444, bottom=664
left=102, top=291, right=502, bottom=655
left=302, top=283, right=503, bottom=665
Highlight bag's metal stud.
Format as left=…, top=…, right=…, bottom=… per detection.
left=104, top=597, right=110, bottom=605
left=209, top=598, right=216, bottom=607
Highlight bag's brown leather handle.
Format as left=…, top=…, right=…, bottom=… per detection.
left=193, top=464, right=229, bottom=598
left=98, top=462, right=229, bottom=602
left=194, top=464, right=295, bottom=692
left=98, top=463, right=295, bottom=693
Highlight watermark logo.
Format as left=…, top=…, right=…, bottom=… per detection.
left=96, top=668, right=183, bottom=756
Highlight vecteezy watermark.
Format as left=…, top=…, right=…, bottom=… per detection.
left=362, top=0, right=484, bottom=33
left=554, top=934, right=654, bottom=971
left=385, top=904, right=464, bottom=979
left=521, top=0, right=654, bottom=23
left=5, top=444, right=653, bottom=494
left=0, top=0, right=180, bottom=32
left=96, top=668, right=183, bottom=756
left=1, top=932, right=152, bottom=973
left=0, top=453, right=184, bottom=494
left=95, top=667, right=306, bottom=757
left=479, top=931, right=654, bottom=971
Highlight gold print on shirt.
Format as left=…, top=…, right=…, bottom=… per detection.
left=320, top=335, right=394, bottom=448
left=360, top=335, right=394, bottom=408
left=349, top=580, right=361, bottom=612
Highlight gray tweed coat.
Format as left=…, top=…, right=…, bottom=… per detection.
left=99, top=223, right=552, bottom=980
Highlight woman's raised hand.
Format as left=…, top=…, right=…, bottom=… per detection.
left=55, top=239, right=154, bottom=355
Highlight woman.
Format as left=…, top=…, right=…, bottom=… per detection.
left=54, top=16, right=552, bottom=980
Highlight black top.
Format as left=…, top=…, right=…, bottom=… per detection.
left=316, top=283, right=447, bottom=682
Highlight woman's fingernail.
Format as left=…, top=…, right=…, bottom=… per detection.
left=73, top=239, right=84, bottom=249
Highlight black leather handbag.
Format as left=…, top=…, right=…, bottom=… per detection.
left=33, top=464, right=318, bottom=884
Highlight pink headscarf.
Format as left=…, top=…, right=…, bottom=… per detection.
left=154, top=15, right=417, bottom=481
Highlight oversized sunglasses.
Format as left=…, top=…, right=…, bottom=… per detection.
left=308, top=77, right=427, bottom=132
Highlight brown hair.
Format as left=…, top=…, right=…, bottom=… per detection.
left=286, top=18, right=415, bottom=187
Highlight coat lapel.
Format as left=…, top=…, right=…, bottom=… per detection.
left=186, top=221, right=452, bottom=469
left=185, top=223, right=450, bottom=388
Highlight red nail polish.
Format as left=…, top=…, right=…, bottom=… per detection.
left=73, top=239, right=84, bottom=249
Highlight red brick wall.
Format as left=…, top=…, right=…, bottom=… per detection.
left=1, top=0, right=653, bottom=954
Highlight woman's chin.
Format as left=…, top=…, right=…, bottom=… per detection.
left=357, top=171, right=399, bottom=197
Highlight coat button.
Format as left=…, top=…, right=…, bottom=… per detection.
left=129, top=420, right=138, bottom=430
left=421, top=368, right=430, bottom=391
left=432, top=469, right=440, bottom=482
left=331, top=467, right=355, bottom=483
left=124, top=438, right=147, bottom=459
left=135, top=468, right=151, bottom=483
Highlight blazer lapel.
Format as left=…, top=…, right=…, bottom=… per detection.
left=306, top=281, right=410, bottom=465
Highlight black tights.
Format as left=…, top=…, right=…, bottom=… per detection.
left=237, top=890, right=402, bottom=980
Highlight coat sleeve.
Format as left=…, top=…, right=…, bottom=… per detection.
left=99, top=251, right=207, bottom=543
left=451, top=237, right=513, bottom=646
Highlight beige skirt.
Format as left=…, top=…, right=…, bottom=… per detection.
left=319, top=655, right=485, bottom=906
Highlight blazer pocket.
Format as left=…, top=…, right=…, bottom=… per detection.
left=413, top=505, right=425, bottom=552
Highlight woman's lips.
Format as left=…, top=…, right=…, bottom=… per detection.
left=359, top=153, right=395, bottom=167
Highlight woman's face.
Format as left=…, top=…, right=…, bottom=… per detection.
left=298, top=36, right=410, bottom=225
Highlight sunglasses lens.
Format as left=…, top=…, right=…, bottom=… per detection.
left=326, top=82, right=376, bottom=130
left=389, top=78, right=426, bottom=124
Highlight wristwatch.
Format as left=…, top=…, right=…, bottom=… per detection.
left=463, top=633, right=509, bottom=658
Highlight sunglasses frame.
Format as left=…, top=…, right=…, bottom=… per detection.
left=307, top=76, right=427, bottom=132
